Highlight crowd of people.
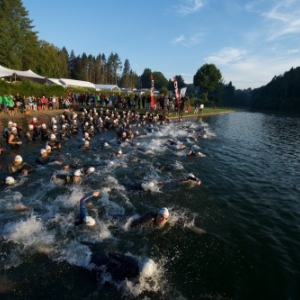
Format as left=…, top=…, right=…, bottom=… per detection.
left=0, top=91, right=189, bottom=117
left=0, top=105, right=205, bottom=285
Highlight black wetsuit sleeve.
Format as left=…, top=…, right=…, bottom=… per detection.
left=130, top=212, right=156, bottom=228
left=22, top=163, right=34, bottom=173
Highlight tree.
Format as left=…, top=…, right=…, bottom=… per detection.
left=0, top=0, right=39, bottom=69
left=193, top=64, right=222, bottom=100
left=152, top=71, right=168, bottom=90
left=140, top=68, right=152, bottom=88
left=121, top=59, right=131, bottom=88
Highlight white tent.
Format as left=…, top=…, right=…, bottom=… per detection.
left=0, top=65, right=45, bottom=80
left=46, top=78, right=64, bottom=86
left=94, top=84, right=121, bottom=91
left=59, top=78, right=95, bottom=89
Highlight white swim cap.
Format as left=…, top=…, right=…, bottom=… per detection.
left=118, top=149, right=122, bottom=154
left=104, top=142, right=109, bottom=147
left=84, top=132, right=89, bottom=136
left=140, top=258, right=155, bottom=278
left=42, top=123, right=47, bottom=128
left=84, top=216, right=95, bottom=227
left=84, top=141, right=89, bottom=146
left=33, top=117, right=37, bottom=121
left=14, top=155, right=23, bottom=162
left=8, top=121, right=13, bottom=125
left=74, top=169, right=81, bottom=176
left=50, top=134, right=56, bottom=139
left=52, top=125, right=57, bottom=129
left=11, top=127, right=17, bottom=132
left=46, top=145, right=51, bottom=150
left=5, top=176, right=15, bottom=185
left=158, top=207, right=169, bottom=217
left=187, top=173, right=196, bottom=179
left=40, top=148, right=46, bottom=154
left=28, top=124, right=34, bottom=129
left=87, top=167, right=95, bottom=173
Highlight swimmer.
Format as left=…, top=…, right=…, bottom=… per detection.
left=36, top=149, right=62, bottom=165
left=46, top=134, right=61, bottom=150
left=187, top=145, right=202, bottom=156
left=130, top=207, right=169, bottom=228
left=63, top=165, right=95, bottom=175
left=180, top=173, right=201, bottom=185
left=88, top=252, right=155, bottom=282
left=54, top=169, right=83, bottom=185
left=8, top=127, right=22, bottom=147
left=7, top=155, right=34, bottom=176
left=74, top=190, right=100, bottom=226
left=0, top=176, right=16, bottom=187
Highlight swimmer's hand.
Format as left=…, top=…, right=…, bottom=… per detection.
left=93, top=190, right=100, bottom=197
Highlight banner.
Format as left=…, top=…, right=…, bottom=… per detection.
left=150, top=75, right=155, bottom=109
left=180, top=87, right=187, bottom=98
left=173, top=77, right=180, bottom=110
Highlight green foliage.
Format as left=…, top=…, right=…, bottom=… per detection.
left=160, top=87, right=168, bottom=96
left=252, top=67, right=300, bottom=111
left=0, top=80, right=68, bottom=97
left=193, top=64, right=222, bottom=93
left=152, top=72, right=168, bottom=90
left=0, top=0, right=39, bottom=69
left=140, top=68, right=152, bottom=88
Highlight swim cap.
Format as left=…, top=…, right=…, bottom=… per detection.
left=74, top=169, right=81, bottom=176
left=104, top=142, right=109, bottom=147
left=15, top=155, right=23, bottom=162
left=11, top=127, right=17, bottom=132
left=46, top=145, right=51, bottom=150
left=28, top=124, right=34, bottom=129
left=42, top=123, right=47, bottom=128
left=52, top=125, right=57, bottom=129
left=187, top=173, right=196, bottom=179
left=84, top=132, right=89, bottom=136
left=87, top=167, right=95, bottom=173
left=40, top=148, right=46, bottom=154
left=33, top=117, right=37, bottom=121
left=158, top=207, right=169, bottom=217
left=5, top=176, right=15, bottom=185
left=84, top=141, right=89, bottom=146
left=50, top=134, right=56, bottom=139
left=118, top=149, right=122, bottom=154
left=84, top=216, right=95, bottom=227
left=140, top=258, right=155, bottom=278
left=8, top=121, right=13, bottom=125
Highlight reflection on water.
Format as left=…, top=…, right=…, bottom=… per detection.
left=1, top=111, right=300, bottom=299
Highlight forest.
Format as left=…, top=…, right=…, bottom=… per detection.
left=0, top=0, right=299, bottom=111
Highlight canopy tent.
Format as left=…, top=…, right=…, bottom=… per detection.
left=46, top=78, right=64, bottom=86
left=0, top=65, right=45, bottom=82
left=59, top=78, right=95, bottom=89
left=94, top=84, right=121, bottom=91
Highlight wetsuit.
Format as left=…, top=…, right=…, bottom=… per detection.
left=130, top=212, right=157, bottom=228
left=8, top=133, right=22, bottom=148
left=7, top=162, right=34, bottom=175
left=35, top=154, right=58, bottom=165
left=74, top=193, right=94, bottom=226
left=89, top=252, right=140, bottom=281
left=54, top=174, right=82, bottom=185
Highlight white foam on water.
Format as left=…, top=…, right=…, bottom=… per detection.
left=4, top=214, right=55, bottom=248
left=53, top=240, right=92, bottom=267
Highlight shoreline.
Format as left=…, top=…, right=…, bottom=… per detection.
left=0, top=108, right=235, bottom=122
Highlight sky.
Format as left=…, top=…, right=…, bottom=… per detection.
left=22, top=0, right=300, bottom=89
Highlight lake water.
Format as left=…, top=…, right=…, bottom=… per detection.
left=0, top=111, right=300, bottom=300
